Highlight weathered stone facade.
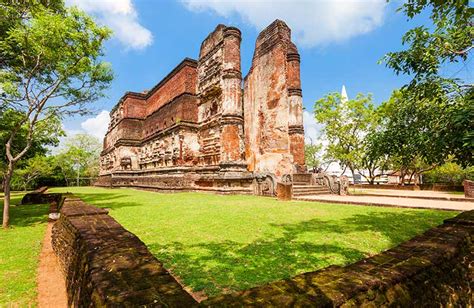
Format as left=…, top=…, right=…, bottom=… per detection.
left=98, top=20, right=305, bottom=194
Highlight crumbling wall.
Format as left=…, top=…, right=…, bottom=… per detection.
left=51, top=197, right=197, bottom=306
left=244, top=20, right=305, bottom=178
left=100, top=59, right=199, bottom=175
left=145, top=61, right=197, bottom=115
left=98, top=20, right=306, bottom=191
left=197, top=25, right=245, bottom=170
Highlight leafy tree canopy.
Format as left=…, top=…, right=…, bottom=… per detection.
left=313, top=92, right=379, bottom=176
left=383, top=0, right=472, bottom=83
left=0, top=108, right=63, bottom=178
left=0, top=0, right=113, bottom=227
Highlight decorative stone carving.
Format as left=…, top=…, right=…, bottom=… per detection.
left=96, top=20, right=312, bottom=195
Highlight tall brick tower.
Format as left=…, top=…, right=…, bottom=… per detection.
left=244, top=20, right=305, bottom=178
left=197, top=25, right=246, bottom=174
left=287, top=45, right=305, bottom=172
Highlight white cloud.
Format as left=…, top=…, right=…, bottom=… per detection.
left=80, top=110, right=110, bottom=140
left=181, top=0, right=386, bottom=47
left=66, top=0, right=153, bottom=50
left=303, top=110, right=323, bottom=144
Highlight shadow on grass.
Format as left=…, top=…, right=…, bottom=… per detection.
left=1, top=192, right=49, bottom=228
left=66, top=192, right=144, bottom=210
left=147, top=209, right=452, bottom=296
left=2, top=204, right=49, bottom=228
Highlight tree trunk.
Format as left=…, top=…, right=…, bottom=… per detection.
left=350, top=167, right=356, bottom=184
left=77, top=167, right=80, bottom=187
left=399, top=168, right=405, bottom=186
left=2, top=162, right=14, bottom=228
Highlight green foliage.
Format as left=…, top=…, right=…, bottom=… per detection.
left=50, top=187, right=456, bottom=297
left=445, top=86, right=474, bottom=165
left=423, top=162, right=474, bottom=185
left=0, top=5, right=113, bottom=111
left=382, top=0, right=472, bottom=82
left=0, top=108, right=63, bottom=178
left=0, top=0, right=113, bottom=226
left=55, top=133, right=101, bottom=186
left=0, top=0, right=65, bottom=68
left=378, top=0, right=473, bottom=171
left=374, top=82, right=473, bottom=182
left=11, top=155, right=53, bottom=190
left=314, top=92, right=379, bottom=176
left=304, top=143, right=323, bottom=171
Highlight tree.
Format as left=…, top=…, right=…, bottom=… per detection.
left=383, top=0, right=472, bottom=83
left=359, top=130, right=393, bottom=185
left=0, top=2, right=113, bottom=228
left=0, top=0, right=65, bottom=70
left=313, top=92, right=379, bottom=180
left=0, top=108, right=62, bottom=189
left=59, top=134, right=101, bottom=186
left=423, top=162, right=474, bottom=185
left=372, top=88, right=456, bottom=185
left=304, top=139, right=323, bottom=172
left=381, top=0, right=473, bottom=168
left=13, top=155, right=53, bottom=191
left=53, top=152, right=75, bottom=187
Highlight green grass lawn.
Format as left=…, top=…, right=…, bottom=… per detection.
left=50, top=186, right=458, bottom=297
left=0, top=191, right=49, bottom=307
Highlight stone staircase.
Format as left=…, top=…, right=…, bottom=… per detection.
left=292, top=173, right=331, bottom=197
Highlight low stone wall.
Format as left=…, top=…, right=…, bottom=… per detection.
left=21, top=192, right=64, bottom=208
left=464, top=180, right=474, bottom=198
left=351, top=183, right=464, bottom=192
left=21, top=186, right=50, bottom=204
left=94, top=175, right=112, bottom=187
left=51, top=195, right=473, bottom=306
left=203, top=210, right=473, bottom=306
left=422, top=183, right=465, bottom=192
left=51, top=197, right=197, bottom=306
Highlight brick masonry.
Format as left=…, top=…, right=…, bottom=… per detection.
left=51, top=194, right=473, bottom=306
left=464, top=180, right=474, bottom=198
left=97, top=19, right=306, bottom=195
left=51, top=197, right=197, bottom=306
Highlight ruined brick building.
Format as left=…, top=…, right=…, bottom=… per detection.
left=97, top=20, right=314, bottom=195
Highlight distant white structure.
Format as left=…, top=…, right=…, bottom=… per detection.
left=341, top=85, right=348, bottom=103
left=321, top=85, right=354, bottom=177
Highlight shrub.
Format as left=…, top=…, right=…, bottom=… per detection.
left=423, top=163, right=474, bottom=185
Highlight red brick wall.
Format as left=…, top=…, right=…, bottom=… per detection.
left=143, top=95, right=198, bottom=138
left=146, top=65, right=197, bottom=116
left=123, top=97, right=146, bottom=118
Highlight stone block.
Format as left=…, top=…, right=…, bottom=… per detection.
left=276, top=182, right=292, bottom=200
left=463, top=179, right=474, bottom=198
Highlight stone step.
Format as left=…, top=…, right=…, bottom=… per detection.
left=293, top=186, right=329, bottom=190
left=293, top=190, right=331, bottom=196
left=293, top=187, right=330, bottom=192
left=293, top=181, right=311, bottom=185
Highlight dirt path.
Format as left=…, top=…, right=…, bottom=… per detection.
left=37, top=222, right=68, bottom=307
left=295, top=194, right=474, bottom=211
left=351, top=188, right=469, bottom=201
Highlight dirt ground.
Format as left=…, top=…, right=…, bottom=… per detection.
left=295, top=194, right=474, bottom=211
left=37, top=222, right=68, bottom=307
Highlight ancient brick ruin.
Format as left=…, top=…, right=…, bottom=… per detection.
left=97, top=20, right=309, bottom=195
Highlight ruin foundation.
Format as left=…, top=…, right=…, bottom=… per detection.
left=97, top=20, right=306, bottom=195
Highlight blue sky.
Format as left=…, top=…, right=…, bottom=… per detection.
left=64, top=0, right=472, bottom=141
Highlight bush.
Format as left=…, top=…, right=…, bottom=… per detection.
left=423, top=163, right=474, bottom=185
